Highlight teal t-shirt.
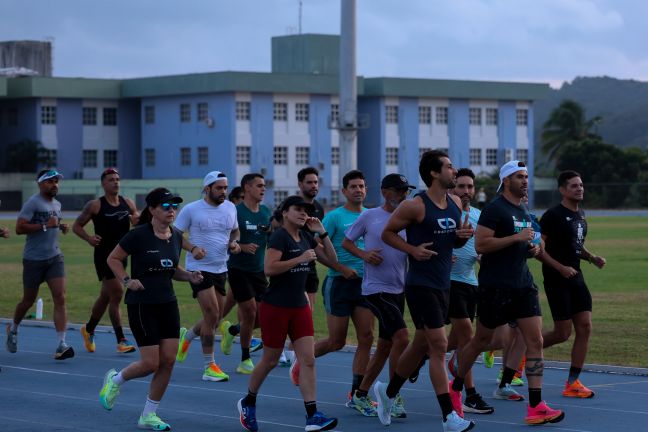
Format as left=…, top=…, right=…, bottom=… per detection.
left=227, top=202, right=272, bottom=273
left=323, top=205, right=366, bottom=278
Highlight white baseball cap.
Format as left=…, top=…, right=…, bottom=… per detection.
left=497, top=160, right=527, bottom=192
left=202, top=171, right=227, bottom=189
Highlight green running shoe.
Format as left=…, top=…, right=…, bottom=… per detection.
left=483, top=351, right=495, bottom=368
left=236, top=358, right=254, bottom=375
left=391, top=393, right=407, bottom=418
left=99, top=369, right=120, bottom=410
left=176, top=327, right=190, bottom=363
left=202, top=362, right=229, bottom=382
left=138, top=412, right=171, bottom=431
left=219, top=320, right=234, bottom=355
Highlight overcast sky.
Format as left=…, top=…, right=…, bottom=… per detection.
left=2, top=0, right=646, bottom=88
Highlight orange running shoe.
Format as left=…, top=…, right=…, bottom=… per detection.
left=80, top=324, right=95, bottom=353
left=525, top=401, right=565, bottom=425
left=562, top=379, right=595, bottom=398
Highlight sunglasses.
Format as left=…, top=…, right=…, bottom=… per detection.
left=160, top=203, right=179, bottom=211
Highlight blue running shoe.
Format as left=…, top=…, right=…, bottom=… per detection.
left=237, top=398, right=258, bottom=432
left=250, top=338, right=263, bottom=353
left=305, top=411, right=338, bottom=431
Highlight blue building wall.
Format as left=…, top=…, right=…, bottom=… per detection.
left=119, top=99, right=141, bottom=179
left=308, top=95, right=332, bottom=202
left=497, top=100, right=517, bottom=165
left=56, top=99, right=83, bottom=178
left=448, top=99, right=470, bottom=169
left=250, top=93, right=274, bottom=192
left=358, top=97, right=384, bottom=207
left=398, top=98, right=419, bottom=187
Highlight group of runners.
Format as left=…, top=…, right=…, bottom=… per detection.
left=4, top=150, right=605, bottom=432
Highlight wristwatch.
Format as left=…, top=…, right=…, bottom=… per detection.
left=122, top=276, right=131, bottom=287
left=41, top=224, right=47, bottom=232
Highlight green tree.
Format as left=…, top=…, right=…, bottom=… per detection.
left=5, top=139, right=51, bottom=172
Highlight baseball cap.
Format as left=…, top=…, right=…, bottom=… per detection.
left=281, top=195, right=315, bottom=213
left=101, top=167, right=119, bottom=181
left=497, top=160, right=527, bottom=192
left=202, top=171, right=227, bottom=188
left=381, top=173, right=416, bottom=190
left=37, top=169, right=64, bottom=183
left=145, top=188, right=183, bottom=207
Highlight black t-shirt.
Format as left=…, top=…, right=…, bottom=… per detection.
left=539, top=204, right=587, bottom=274
left=264, top=227, right=318, bottom=308
left=119, top=223, right=183, bottom=304
left=477, top=195, right=534, bottom=290
left=92, top=196, right=131, bottom=257
left=302, top=198, right=325, bottom=274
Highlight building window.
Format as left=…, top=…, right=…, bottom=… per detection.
left=236, top=101, right=251, bottom=121
left=418, top=106, right=431, bottom=124
left=330, top=103, right=339, bottom=124
left=83, top=150, right=97, bottom=168
left=274, top=146, right=288, bottom=165
left=516, top=109, right=528, bottom=126
left=273, top=102, right=288, bottom=121
left=198, top=146, right=209, bottom=165
left=331, top=147, right=340, bottom=165
left=435, top=106, right=448, bottom=125
left=385, top=147, right=399, bottom=165
left=516, top=148, right=528, bottom=163
left=486, top=149, right=498, bottom=166
left=145, top=148, right=156, bottom=167
left=486, top=108, right=498, bottom=126
left=236, top=146, right=251, bottom=165
left=295, top=103, right=309, bottom=122
left=82, top=107, right=97, bottom=126
left=330, top=189, right=340, bottom=206
left=103, top=150, right=117, bottom=168
left=274, top=190, right=289, bottom=207
left=42, top=149, right=57, bottom=166
left=103, top=108, right=117, bottom=126
left=469, top=107, right=482, bottom=125
left=469, top=148, right=482, bottom=166
left=419, top=147, right=432, bottom=160
left=197, top=103, right=209, bottom=122
left=295, top=146, right=310, bottom=165
left=385, top=105, right=399, bottom=124
left=144, top=106, right=155, bottom=124
left=41, top=106, right=56, bottom=125
left=180, top=147, right=191, bottom=166
left=180, top=104, right=191, bottom=123
left=437, top=147, right=449, bottom=155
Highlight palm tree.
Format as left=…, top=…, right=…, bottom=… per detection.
left=541, top=100, right=602, bottom=162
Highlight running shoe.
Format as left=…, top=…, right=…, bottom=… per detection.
left=562, top=379, right=595, bottom=398
left=448, top=380, right=464, bottom=418
left=176, top=327, right=190, bottom=362
left=290, top=358, right=301, bottom=386
left=496, top=368, right=525, bottom=386
left=6, top=324, right=17, bottom=353
left=249, top=338, right=263, bottom=353
left=202, top=362, right=230, bottom=381
left=116, top=338, right=136, bottom=354
left=279, top=350, right=291, bottom=367
left=391, top=393, right=407, bottom=419
left=448, top=350, right=458, bottom=378
left=219, top=320, right=234, bottom=355
left=463, top=393, right=494, bottom=414
left=493, top=383, right=525, bottom=401
left=238, top=397, right=258, bottom=432
left=80, top=324, right=96, bottom=353
left=348, top=392, right=377, bottom=417
left=236, top=358, right=255, bottom=375
left=443, top=411, right=475, bottom=432
left=138, top=412, right=171, bottom=431
left=305, top=411, right=338, bottom=431
left=373, top=380, right=394, bottom=426
left=482, top=351, right=495, bottom=368
left=99, top=368, right=120, bottom=410
left=524, top=401, right=565, bottom=425
left=54, top=341, right=75, bottom=360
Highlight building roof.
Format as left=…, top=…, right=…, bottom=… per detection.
left=2, top=76, right=121, bottom=99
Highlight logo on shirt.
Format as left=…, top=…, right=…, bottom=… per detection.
left=146, top=250, right=160, bottom=254
left=160, top=259, right=173, bottom=268
left=105, top=210, right=130, bottom=220
left=437, top=218, right=457, bottom=230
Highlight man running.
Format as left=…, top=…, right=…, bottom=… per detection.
left=74, top=167, right=139, bottom=354
left=175, top=171, right=241, bottom=382
left=450, top=160, right=565, bottom=426
left=7, top=169, right=74, bottom=360
left=538, top=170, right=605, bottom=398
left=373, top=151, right=474, bottom=432
left=342, top=173, right=413, bottom=418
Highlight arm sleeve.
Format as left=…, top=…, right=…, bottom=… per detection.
left=477, top=204, right=499, bottom=231
left=18, top=198, right=35, bottom=221
left=173, top=205, right=190, bottom=232
left=119, top=229, right=137, bottom=255
left=539, top=208, right=554, bottom=236
left=268, top=229, right=287, bottom=252
left=344, top=212, right=367, bottom=242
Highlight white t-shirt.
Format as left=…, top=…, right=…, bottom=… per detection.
left=174, top=199, right=238, bottom=273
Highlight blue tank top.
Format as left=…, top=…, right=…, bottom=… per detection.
left=405, top=192, right=461, bottom=290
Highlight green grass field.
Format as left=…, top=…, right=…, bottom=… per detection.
left=1, top=217, right=646, bottom=367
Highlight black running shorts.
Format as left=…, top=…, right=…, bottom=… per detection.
left=364, top=292, right=406, bottom=340
left=543, top=271, right=592, bottom=321
left=477, top=284, right=542, bottom=330
left=448, top=280, right=479, bottom=321
left=127, top=301, right=180, bottom=347
left=405, top=285, right=450, bottom=330
left=190, top=271, right=227, bottom=298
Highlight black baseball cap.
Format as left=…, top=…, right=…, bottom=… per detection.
left=281, top=195, right=315, bottom=213
left=145, top=188, right=183, bottom=207
left=381, top=173, right=416, bottom=190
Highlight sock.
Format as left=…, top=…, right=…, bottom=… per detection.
left=351, top=374, right=364, bottom=395
left=529, top=388, right=542, bottom=408
left=242, top=347, right=250, bottom=362
left=115, top=326, right=126, bottom=342
left=112, top=371, right=126, bottom=386
left=437, top=393, right=454, bottom=421
left=204, top=353, right=215, bottom=368
left=451, top=376, right=464, bottom=392
left=355, top=389, right=368, bottom=399
left=57, top=331, right=66, bottom=344
left=229, top=323, right=241, bottom=336
left=10, top=322, right=18, bottom=332
left=386, top=373, right=407, bottom=399
left=465, top=387, right=477, bottom=397
left=86, top=317, right=100, bottom=334
left=244, top=389, right=257, bottom=407
left=305, top=401, right=317, bottom=418
left=568, top=366, right=582, bottom=384
left=499, top=367, right=516, bottom=388
left=185, top=328, right=197, bottom=341
left=142, top=397, right=159, bottom=416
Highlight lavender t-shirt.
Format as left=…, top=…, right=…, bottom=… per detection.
left=344, top=207, right=407, bottom=295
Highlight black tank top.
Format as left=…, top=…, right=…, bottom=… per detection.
left=405, top=192, right=461, bottom=290
left=92, top=196, right=131, bottom=255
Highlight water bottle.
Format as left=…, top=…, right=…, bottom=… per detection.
left=36, top=298, right=43, bottom=320
left=530, top=214, right=542, bottom=245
